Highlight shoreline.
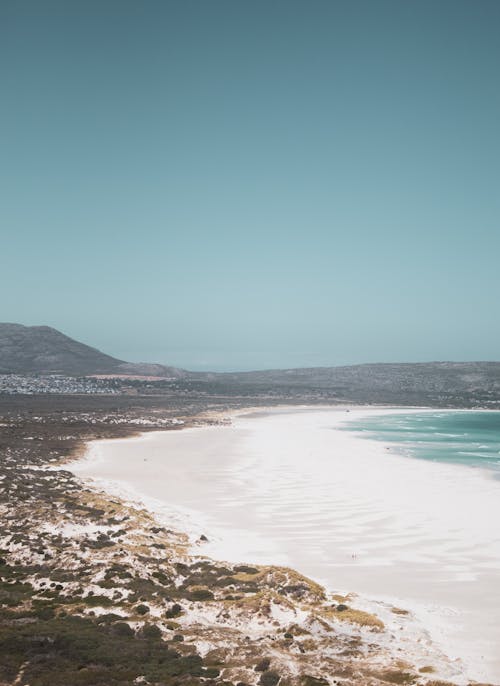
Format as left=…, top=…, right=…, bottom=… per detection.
left=7, top=394, right=499, bottom=686
left=71, top=404, right=500, bottom=684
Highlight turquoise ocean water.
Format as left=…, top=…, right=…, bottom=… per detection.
left=342, top=410, right=500, bottom=473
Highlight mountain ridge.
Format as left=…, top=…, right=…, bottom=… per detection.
left=1, top=324, right=500, bottom=405
left=0, top=323, right=184, bottom=378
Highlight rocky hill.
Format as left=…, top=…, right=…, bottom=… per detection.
left=219, top=360, right=500, bottom=391
left=212, top=362, right=500, bottom=406
left=2, top=323, right=499, bottom=406
left=0, top=323, right=184, bottom=377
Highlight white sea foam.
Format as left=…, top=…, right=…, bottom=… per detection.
left=72, top=407, right=500, bottom=684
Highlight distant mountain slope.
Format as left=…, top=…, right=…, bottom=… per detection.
left=2, top=323, right=499, bottom=406
left=218, top=361, right=500, bottom=390
left=213, top=362, right=500, bottom=405
left=0, top=323, right=184, bottom=377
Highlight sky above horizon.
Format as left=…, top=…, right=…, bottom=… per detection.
left=2, top=1, right=500, bottom=371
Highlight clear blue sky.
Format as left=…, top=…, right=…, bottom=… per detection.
left=1, top=1, right=499, bottom=371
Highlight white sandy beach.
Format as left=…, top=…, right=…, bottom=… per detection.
left=72, top=407, right=500, bottom=684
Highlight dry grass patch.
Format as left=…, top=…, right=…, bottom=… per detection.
left=331, top=593, right=354, bottom=604
left=376, top=669, right=417, bottom=684
left=298, top=638, right=318, bottom=652
left=391, top=606, right=410, bottom=616
left=321, top=606, right=384, bottom=630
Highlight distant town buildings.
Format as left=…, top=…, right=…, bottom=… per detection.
left=0, top=374, right=120, bottom=395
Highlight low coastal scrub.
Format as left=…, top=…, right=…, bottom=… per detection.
left=322, top=603, right=385, bottom=630
left=0, top=615, right=206, bottom=686
left=0, top=398, right=475, bottom=686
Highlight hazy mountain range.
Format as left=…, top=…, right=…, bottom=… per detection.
left=1, top=323, right=500, bottom=406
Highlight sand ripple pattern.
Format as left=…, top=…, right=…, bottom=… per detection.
left=75, top=408, right=500, bottom=683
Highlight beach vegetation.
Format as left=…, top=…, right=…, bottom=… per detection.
left=376, top=670, right=417, bottom=684
left=140, top=623, right=162, bottom=639
left=179, top=562, right=235, bottom=591
left=255, top=658, right=271, bottom=671
left=165, top=602, right=183, bottom=618
left=33, top=604, right=56, bottom=620
left=233, top=565, right=259, bottom=575
left=298, top=638, right=318, bottom=652
left=82, top=594, right=113, bottom=607
left=203, top=666, right=221, bottom=678
left=152, top=569, right=171, bottom=585
left=259, top=669, right=281, bottom=686
left=95, top=612, right=125, bottom=624
left=165, top=621, right=180, bottom=630
left=299, top=677, right=329, bottom=686
left=391, top=606, right=410, bottom=616
left=281, top=624, right=310, bottom=636
left=186, top=586, right=215, bottom=601
left=135, top=603, right=150, bottom=615
left=0, top=578, right=34, bottom=607
left=232, top=569, right=267, bottom=582
left=331, top=593, right=353, bottom=603
left=0, top=614, right=206, bottom=686
left=321, top=605, right=384, bottom=630
left=126, top=576, right=171, bottom=600
left=112, top=621, right=135, bottom=637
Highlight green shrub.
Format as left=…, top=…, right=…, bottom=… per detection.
left=255, top=658, right=270, bottom=672
left=112, top=622, right=134, bottom=637
left=234, top=565, right=258, bottom=575
left=95, top=613, right=124, bottom=625
left=0, top=615, right=205, bottom=686
left=188, top=589, right=214, bottom=601
left=34, top=606, right=55, bottom=620
left=204, top=667, right=221, bottom=678
left=165, top=603, right=183, bottom=618
left=142, top=624, right=162, bottom=640
left=259, top=672, right=280, bottom=686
